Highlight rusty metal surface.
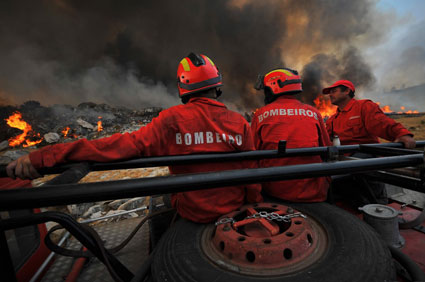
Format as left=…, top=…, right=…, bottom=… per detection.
left=201, top=203, right=328, bottom=276
left=388, top=202, right=425, bottom=272
left=387, top=185, right=425, bottom=208
left=41, top=216, right=149, bottom=282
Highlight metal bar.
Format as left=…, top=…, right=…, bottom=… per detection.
left=363, top=171, right=424, bottom=192
left=1, top=141, right=424, bottom=178
left=384, top=168, right=421, bottom=179
left=44, top=163, right=90, bottom=186
left=0, top=154, right=422, bottom=211
left=29, top=232, right=71, bottom=282
left=359, top=145, right=422, bottom=156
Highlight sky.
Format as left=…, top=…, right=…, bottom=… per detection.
left=364, top=0, right=425, bottom=111
left=0, top=0, right=424, bottom=113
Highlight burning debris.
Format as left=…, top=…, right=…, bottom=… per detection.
left=6, top=112, right=43, bottom=147
left=0, top=101, right=162, bottom=152
left=97, top=116, right=103, bottom=132
left=376, top=103, right=420, bottom=114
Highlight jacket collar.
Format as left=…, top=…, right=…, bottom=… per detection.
left=187, top=97, right=227, bottom=108
left=338, top=98, right=356, bottom=112
left=275, top=95, right=299, bottom=103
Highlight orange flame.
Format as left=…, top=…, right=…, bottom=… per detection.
left=375, top=103, right=419, bottom=114
left=6, top=112, right=43, bottom=147
left=97, top=116, right=103, bottom=132
left=62, top=126, right=70, bottom=137
left=313, top=95, right=337, bottom=118
left=381, top=105, right=392, bottom=113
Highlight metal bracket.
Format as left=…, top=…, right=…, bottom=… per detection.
left=327, top=146, right=339, bottom=162
left=278, top=140, right=287, bottom=155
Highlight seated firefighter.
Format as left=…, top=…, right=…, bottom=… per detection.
left=251, top=68, right=331, bottom=202
left=322, top=79, right=416, bottom=205
left=6, top=52, right=262, bottom=223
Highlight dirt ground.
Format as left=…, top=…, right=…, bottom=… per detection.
left=394, top=115, right=425, bottom=140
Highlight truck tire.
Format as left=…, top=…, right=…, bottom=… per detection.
left=151, top=202, right=395, bottom=282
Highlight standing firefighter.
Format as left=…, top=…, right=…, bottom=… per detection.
left=323, top=80, right=415, bottom=148
left=6, top=52, right=262, bottom=223
left=251, top=68, right=331, bottom=201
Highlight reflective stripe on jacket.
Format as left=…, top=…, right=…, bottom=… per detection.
left=251, top=96, right=331, bottom=202
left=29, top=97, right=262, bottom=223
left=326, top=99, right=412, bottom=145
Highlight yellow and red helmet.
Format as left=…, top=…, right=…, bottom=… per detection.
left=255, top=68, right=302, bottom=95
left=177, top=53, right=223, bottom=99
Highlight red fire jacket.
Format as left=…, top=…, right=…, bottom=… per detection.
left=326, top=99, right=412, bottom=145
left=29, top=97, right=262, bottom=223
left=251, top=96, right=331, bottom=202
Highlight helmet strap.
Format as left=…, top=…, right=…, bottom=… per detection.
left=216, top=88, right=222, bottom=98
left=264, top=88, right=277, bottom=105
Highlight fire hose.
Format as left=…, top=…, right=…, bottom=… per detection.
left=388, top=244, right=425, bottom=282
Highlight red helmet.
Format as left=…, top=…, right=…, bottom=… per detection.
left=254, top=68, right=302, bottom=95
left=177, top=53, right=223, bottom=99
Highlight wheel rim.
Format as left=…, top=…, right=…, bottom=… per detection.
left=201, top=203, right=329, bottom=276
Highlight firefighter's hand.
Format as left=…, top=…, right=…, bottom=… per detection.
left=6, top=155, right=41, bottom=180
left=395, top=135, right=416, bottom=149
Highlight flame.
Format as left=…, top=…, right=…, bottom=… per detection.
left=97, top=116, right=103, bottom=132
left=5, top=112, right=43, bottom=147
left=376, top=103, right=419, bottom=114
left=62, top=126, right=70, bottom=137
left=381, top=105, right=392, bottom=113
left=313, top=95, right=337, bottom=118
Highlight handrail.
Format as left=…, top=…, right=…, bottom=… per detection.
left=0, top=153, right=423, bottom=211
left=1, top=141, right=424, bottom=178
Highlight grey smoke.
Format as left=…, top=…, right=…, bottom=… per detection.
left=0, top=0, right=423, bottom=112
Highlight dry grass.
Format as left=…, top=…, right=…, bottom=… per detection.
left=32, top=167, right=170, bottom=186
left=395, top=115, right=425, bottom=140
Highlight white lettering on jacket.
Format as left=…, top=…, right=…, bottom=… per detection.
left=176, top=131, right=243, bottom=146
left=258, top=108, right=319, bottom=123
left=176, top=133, right=182, bottom=144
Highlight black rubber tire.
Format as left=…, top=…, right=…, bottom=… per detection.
left=151, top=202, right=396, bottom=282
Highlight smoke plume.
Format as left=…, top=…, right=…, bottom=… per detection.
left=0, top=0, right=421, bottom=112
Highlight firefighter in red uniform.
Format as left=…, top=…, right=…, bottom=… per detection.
left=251, top=68, right=331, bottom=202
left=323, top=80, right=415, bottom=148
left=6, top=52, right=262, bottom=223
left=322, top=80, right=415, bottom=205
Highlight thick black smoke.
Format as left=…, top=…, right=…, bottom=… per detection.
left=301, top=48, right=376, bottom=104
left=0, top=0, right=385, bottom=111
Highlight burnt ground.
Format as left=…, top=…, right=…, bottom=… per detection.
left=0, top=100, right=162, bottom=145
